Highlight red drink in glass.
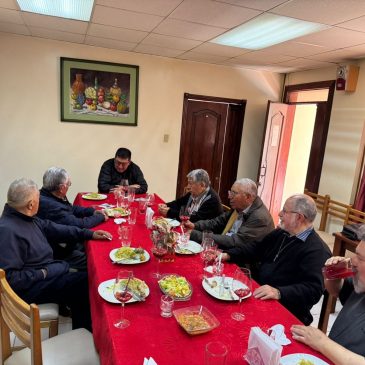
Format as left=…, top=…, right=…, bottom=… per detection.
left=322, top=261, right=354, bottom=280
left=152, top=247, right=168, bottom=260
left=234, top=288, right=251, bottom=298
left=115, top=291, right=133, bottom=303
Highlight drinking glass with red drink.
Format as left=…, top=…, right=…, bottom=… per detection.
left=231, top=267, right=252, bottom=321
left=322, top=260, right=354, bottom=280
left=200, top=238, right=217, bottom=278
left=179, top=206, right=191, bottom=223
left=151, top=240, right=168, bottom=279
left=113, top=270, right=133, bottom=329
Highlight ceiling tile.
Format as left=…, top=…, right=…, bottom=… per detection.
left=271, top=0, right=365, bottom=25
left=0, top=21, right=29, bottom=35
left=177, top=51, right=229, bottom=63
left=193, top=42, right=248, bottom=57
left=224, top=57, right=270, bottom=66
left=295, top=27, right=365, bottom=49
left=96, top=0, right=183, bottom=16
left=275, top=57, right=336, bottom=69
left=336, top=16, right=365, bottom=32
left=92, top=5, right=164, bottom=32
left=0, top=7, right=22, bottom=24
left=214, top=0, right=289, bottom=11
left=0, top=0, right=18, bottom=10
left=22, top=13, right=88, bottom=34
left=88, top=23, right=147, bottom=43
left=85, top=35, right=137, bottom=51
left=141, top=33, right=201, bottom=51
left=232, top=50, right=296, bottom=64
left=153, top=18, right=226, bottom=41
left=29, top=26, right=85, bottom=43
left=309, top=44, right=365, bottom=62
left=134, top=44, right=184, bottom=57
left=170, top=0, right=261, bottom=28
left=263, top=41, right=330, bottom=57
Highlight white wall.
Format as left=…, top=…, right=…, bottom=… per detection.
left=0, top=33, right=283, bottom=208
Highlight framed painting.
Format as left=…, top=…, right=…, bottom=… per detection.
left=60, top=57, right=139, bottom=126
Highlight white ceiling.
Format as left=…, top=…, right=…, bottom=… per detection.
left=2, top=0, right=365, bottom=73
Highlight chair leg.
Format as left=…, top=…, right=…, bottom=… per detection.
left=318, top=291, right=337, bottom=333
left=48, top=320, right=59, bottom=338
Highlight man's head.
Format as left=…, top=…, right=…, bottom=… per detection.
left=352, top=228, right=365, bottom=293
left=43, top=167, right=71, bottom=198
left=187, top=169, right=210, bottom=197
left=114, top=148, right=132, bottom=173
left=278, top=194, right=317, bottom=235
left=228, top=178, right=257, bottom=211
left=7, top=178, right=40, bottom=216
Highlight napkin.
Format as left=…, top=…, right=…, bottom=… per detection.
left=145, top=207, right=154, bottom=228
left=114, top=218, right=126, bottom=224
left=99, top=203, right=115, bottom=208
left=245, top=327, right=282, bottom=365
left=143, top=357, right=157, bottom=365
left=268, top=324, right=291, bottom=345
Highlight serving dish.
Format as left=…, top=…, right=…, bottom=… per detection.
left=158, top=274, right=192, bottom=301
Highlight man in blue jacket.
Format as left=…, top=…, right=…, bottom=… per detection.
left=37, top=167, right=108, bottom=270
left=0, top=178, right=112, bottom=331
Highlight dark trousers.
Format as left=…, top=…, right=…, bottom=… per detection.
left=19, top=271, right=92, bottom=331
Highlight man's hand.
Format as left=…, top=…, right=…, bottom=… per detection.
left=94, top=209, right=109, bottom=221
left=183, top=220, right=194, bottom=230
left=158, top=204, right=169, bottom=217
left=253, top=285, right=281, bottom=300
left=291, top=325, right=326, bottom=351
left=324, top=256, right=350, bottom=267
left=219, top=253, right=230, bottom=262
left=92, top=230, right=112, bottom=240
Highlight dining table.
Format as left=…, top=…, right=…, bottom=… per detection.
left=74, top=192, right=333, bottom=365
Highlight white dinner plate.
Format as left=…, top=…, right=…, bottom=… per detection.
left=82, top=193, right=107, bottom=200
left=280, top=353, right=329, bottom=365
left=98, top=278, right=150, bottom=304
left=175, top=240, right=202, bottom=254
left=202, top=276, right=252, bottom=301
left=109, top=248, right=150, bottom=264
left=165, top=218, right=180, bottom=227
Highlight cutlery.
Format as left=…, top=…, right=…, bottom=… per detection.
left=224, top=278, right=235, bottom=300
left=204, top=277, right=217, bottom=288
left=129, top=290, right=146, bottom=302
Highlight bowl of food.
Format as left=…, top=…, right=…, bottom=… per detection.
left=173, top=305, right=220, bottom=335
left=158, top=274, right=192, bottom=301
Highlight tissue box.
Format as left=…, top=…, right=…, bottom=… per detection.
left=245, top=327, right=282, bottom=365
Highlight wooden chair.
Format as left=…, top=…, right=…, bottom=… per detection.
left=0, top=269, right=99, bottom=365
left=222, top=204, right=231, bottom=212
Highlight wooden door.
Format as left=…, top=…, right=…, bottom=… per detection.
left=177, top=93, right=245, bottom=205
left=257, top=101, right=295, bottom=221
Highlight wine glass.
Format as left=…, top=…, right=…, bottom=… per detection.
left=231, top=267, right=252, bottom=321
left=146, top=193, right=155, bottom=207
left=113, top=270, right=133, bottom=329
left=200, top=238, right=217, bottom=278
left=179, top=206, right=191, bottom=223
left=120, top=179, right=129, bottom=194
left=151, top=239, right=168, bottom=279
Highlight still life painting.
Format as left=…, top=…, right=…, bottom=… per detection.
left=61, top=57, right=139, bottom=126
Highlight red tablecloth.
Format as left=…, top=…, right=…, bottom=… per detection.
left=74, top=193, right=332, bottom=365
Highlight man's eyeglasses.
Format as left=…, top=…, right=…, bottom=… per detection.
left=282, top=208, right=306, bottom=218
left=61, top=181, right=72, bottom=188
left=228, top=190, right=241, bottom=197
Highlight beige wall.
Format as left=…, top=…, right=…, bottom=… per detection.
left=0, top=32, right=283, bottom=208
left=286, top=62, right=365, bottom=233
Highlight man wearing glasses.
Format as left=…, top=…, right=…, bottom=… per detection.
left=221, top=194, right=332, bottom=325
left=98, top=147, right=148, bottom=194
left=185, top=178, right=274, bottom=249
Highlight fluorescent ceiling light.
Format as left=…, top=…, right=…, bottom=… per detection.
left=211, top=13, right=329, bottom=50
left=16, top=0, right=94, bottom=21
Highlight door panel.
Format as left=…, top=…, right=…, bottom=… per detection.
left=177, top=94, right=246, bottom=205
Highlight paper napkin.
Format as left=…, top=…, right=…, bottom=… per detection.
left=145, top=207, right=154, bottom=228
left=114, top=218, right=126, bottom=224
left=268, top=324, right=291, bottom=345
left=245, top=327, right=282, bottom=365
left=143, top=357, right=157, bottom=365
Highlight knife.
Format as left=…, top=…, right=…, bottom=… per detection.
left=129, top=289, right=146, bottom=302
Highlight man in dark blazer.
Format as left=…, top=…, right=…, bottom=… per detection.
left=291, top=236, right=365, bottom=363
left=185, top=178, right=274, bottom=249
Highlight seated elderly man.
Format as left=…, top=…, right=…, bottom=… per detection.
left=158, top=169, right=223, bottom=222
left=0, top=178, right=112, bottom=331
left=37, top=167, right=109, bottom=270
left=291, top=236, right=365, bottom=363
left=222, top=194, right=332, bottom=325
left=98, top=147, right=148, bottom=194
left=185, top=178, right=274, bottom=249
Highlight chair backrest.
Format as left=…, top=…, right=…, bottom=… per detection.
left=0, top=269, right=42, bottom=365
left=304, top=189, right=330, bottom=231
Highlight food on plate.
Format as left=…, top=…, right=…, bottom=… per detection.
left=84, top=192, right=101, bottom=199
left=110, top=277, right=148, bottom=297
left=177, top=313, right=210, bottom=332
left=105, top=207, right=129, bottom=217
left=115, top=247, right=146, bottom=262
left=297, top=360, right=315, bottom=365
left=152, top=217, right=171, bottom=233
left=159, top=275, right=191, bottom=298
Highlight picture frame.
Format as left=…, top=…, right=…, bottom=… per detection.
left=60, top=57, right=139, bottom=126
